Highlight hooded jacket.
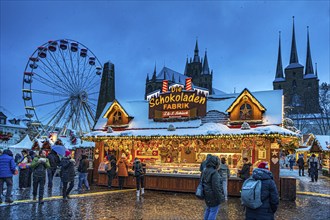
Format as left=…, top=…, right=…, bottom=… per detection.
left=248, top=168, right=279, bottom=213
left=200, top=154, right=212, bottom=172
left=202, top=156, right=224, bottom=207
left=47, top=150, right=60, bottom=170
left=0, top=150, right=16, bottom=178
left=60, top=157, right=76, bottom=182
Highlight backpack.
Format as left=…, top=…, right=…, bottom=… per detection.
left=241, top=177, right=262, bottom=209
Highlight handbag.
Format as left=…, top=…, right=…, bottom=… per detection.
left=195, top=173, right=205, bottom=199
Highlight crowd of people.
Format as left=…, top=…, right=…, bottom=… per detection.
left=198, top=154, right=278, bottom=220
left=0, top=148, right=91, bottom=204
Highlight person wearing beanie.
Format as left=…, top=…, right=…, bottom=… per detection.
left=133, top=157, right=146, bottom=198
left=60, top=150, right=76, bottom=199
left=117, top=153, right=128, bottom=190
left=0, top=149, right=17, bottom=204
left=245, top=161, right=279, bottom=220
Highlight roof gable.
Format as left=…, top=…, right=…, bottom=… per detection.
left=226, top=88, right=266, bottom=113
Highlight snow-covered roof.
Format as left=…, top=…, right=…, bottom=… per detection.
left=273, top=78, right=285, bottom=82
left=315, top=135, right=330, bottom=151
left=10, top=135, right=33, bottom=149
left=86, top=123, right=298, bottom=138
left=156, top=67, right=187, bottom=83
left=285, top=63, right=304, bottom=69
left=57, top=137, right=95, bottom=150
left=212, top=88, right=227, bottom=95
left=304, top=73, right=317, bottom=79
left=208, top=90, right=283, bottom=125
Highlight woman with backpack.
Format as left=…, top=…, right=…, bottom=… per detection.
left=106, top=154, right=117, bottom=189
left=202, top=155, right=224, bottom=220
left=244, top=162, right=279, bottom=220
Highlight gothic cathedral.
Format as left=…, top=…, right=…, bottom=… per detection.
left=273, top=17, right=320, bottom=114
left=145, top=41, right=213, bottom=99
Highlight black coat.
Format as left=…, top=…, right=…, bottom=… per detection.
left=60, top=158, right=75, bottom=182
left=297, top=158, right=304, bottom=168
left=239, top=162, right=252, bottom=180
left=202, top=156, right=224, bottom=207
left=245, top=168, right=279, bottom=220
left=78, top=158, right=89, bottom=173
left=47, top=151, right=60, bottom=170
left=107, top=156, right=117, bottom=176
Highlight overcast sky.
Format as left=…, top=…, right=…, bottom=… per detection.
left=1, top=1, right=329, bottom=118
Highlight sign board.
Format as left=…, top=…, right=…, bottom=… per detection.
left=148, top=86, right=207, bottom=120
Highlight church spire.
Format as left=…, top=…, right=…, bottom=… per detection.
left=146, top=73, right=149, bottom=82
left=202, top=50, right=210, bottom=74
left=305, top=26, right=314, bottom=75
left=184, top=57, right=188, bottom=75
left=193, top=39, right=200, bottom=62
left=275, top=31, right=284, bottom=79
left=152, top=63, right=157, bottom=81
left=289, top=16, right=299, bottom=64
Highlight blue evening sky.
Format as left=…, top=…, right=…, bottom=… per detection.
left=1, top=1, right=329, bottom=118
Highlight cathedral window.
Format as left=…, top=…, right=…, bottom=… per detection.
left=239, top=103, right=252, bottom=120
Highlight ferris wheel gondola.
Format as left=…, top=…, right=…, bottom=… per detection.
left=22, top=39, right=102, bottom=138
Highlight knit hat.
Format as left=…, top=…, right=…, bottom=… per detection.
left=121, top=153, right=126, bottom=158
left=258, top=162, right=268, bottom=169
left=65, top=150, right=71, bottom=157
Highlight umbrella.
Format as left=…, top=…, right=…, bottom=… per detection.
left=51, top=145, right=67, bottom=157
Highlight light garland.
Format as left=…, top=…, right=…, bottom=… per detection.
left=82, top=133, right=299, bottom=143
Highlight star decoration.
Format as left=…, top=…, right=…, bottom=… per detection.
left=272, top=150, right=278, bottom=156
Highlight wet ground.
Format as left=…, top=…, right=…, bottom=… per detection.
left=0, top=169, right=329, bottom=220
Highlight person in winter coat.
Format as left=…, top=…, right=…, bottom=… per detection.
left=202, top=155, right=224, bottom=220
left=18, top=149, right=32, bottom=189
left=200, top=154, right=212, bottom=173
left=77, top=154, right=90, bottom=191
left=47, top=150, right=60, bottom=189
left=133, top=157, right=146, bottom=198
left=245, top=162, right=279, bottom=220
left=0, top=149, right=17, bottom=204
left=106, top=154, right=117, bottom=189
left=14, top=153, right=22, bottom=165
left=60, top=150, right=76, bottom=199
left=219, top=157, right=230, bottom=201
left=288, top=156, right=295, bottom=171
left=296, top=155, right=305, bottom=176
left=30, top=150, right=50, bottom=204
left=238, top=157, right=252, bottom=181
left=117, top=153, right=129, bottom=190
left=309, top=154, right=320, bottom=182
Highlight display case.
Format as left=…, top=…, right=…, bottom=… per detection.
left=146, top=163, right=200, bottom=175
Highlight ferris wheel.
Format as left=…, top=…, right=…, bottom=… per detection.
left=22, top=39, right=103, bottom=137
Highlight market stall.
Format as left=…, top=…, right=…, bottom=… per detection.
left=84, top=82, right=299, bottom=195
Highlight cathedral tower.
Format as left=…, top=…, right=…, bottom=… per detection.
left=273, top=17, right=320, bottom=114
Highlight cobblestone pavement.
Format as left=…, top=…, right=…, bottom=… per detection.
left=0, top=169, right=329, bottom=220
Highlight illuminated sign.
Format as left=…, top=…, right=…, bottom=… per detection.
left=149, top=86, right=207, bottom=120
